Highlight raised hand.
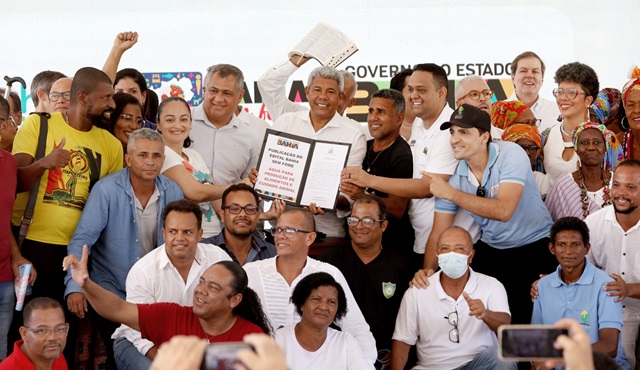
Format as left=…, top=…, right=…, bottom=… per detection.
left=41, top=137, right=70, bottom=170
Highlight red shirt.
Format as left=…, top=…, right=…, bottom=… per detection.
left=0, top=150, right=17, bottom=283
left=0, top=340, right=68, bottom=370
left=138, top=303, right=264, bottom=346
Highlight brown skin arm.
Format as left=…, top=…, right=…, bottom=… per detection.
left=390, top=340, right=411, bottom=370
left=62, top=245, right=140, bottom=330
left=592, top=328, right=619, bottom=358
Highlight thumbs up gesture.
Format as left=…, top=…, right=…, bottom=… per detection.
left=41, top=137, right=70, bottom=169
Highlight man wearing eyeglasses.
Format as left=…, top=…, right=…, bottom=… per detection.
left=454, top=75, right=501, bottom=138
left=243, top=208, right=377, bottom=365
left=46, top=78, right=73, bottom=114
left=318, top=195, right=413, bottom=368
left=507, top=51, right=560, bottom=132
left=392, top=226, right=514, bottom=370
left=0, top=297, right=68, bottom=370
left=415, top=104, right=555, bottom=325
left=201, top=184, right=277, bottom=265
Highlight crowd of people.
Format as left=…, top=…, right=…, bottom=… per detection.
left=1, top=30, right=639, bottom=370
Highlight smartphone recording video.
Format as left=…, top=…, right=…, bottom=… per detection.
left=498, top=325, right=568, bottom=361
left=200, top=342, right=253, bottom=370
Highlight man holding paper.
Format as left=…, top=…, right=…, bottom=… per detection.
left=257, top=23, right=363, bottom=130
left=270, top=66, right=366, bottom=237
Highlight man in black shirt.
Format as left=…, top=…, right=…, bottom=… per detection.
left=340, top=89, right=415, bottom=256
left=319, top=195, right=413, bottom=369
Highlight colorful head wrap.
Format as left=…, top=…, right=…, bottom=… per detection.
left=571, top=121, right=622, bottom=171
left=590, top=88, right=621, bottom=124
left=490, top=100, right=530, bottom=130
left=501, top=124, right=542, bottom=148
left=622, top=65, right=640, bottom=108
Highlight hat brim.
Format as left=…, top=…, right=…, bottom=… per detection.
left=440, top=120, right=476, bottom=131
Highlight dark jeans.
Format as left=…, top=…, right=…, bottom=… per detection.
left=472, top=237, right=556, bottom=325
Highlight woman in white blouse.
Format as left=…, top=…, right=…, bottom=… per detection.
left=157, top=97, right=242, bottom=237
left=274, top=272, right=374, bottom=370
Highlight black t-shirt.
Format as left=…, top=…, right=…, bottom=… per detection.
left=318, top=244, right=414, bottom=352
left=361, top=138, right=415, bottom=254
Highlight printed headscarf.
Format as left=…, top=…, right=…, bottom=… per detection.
left=622, top=65, right=640, bottom=108
left=590, top=88, right=621, bottom=124
left=501, top=124, right=542, bottom=148
left=490, top=100, right=530, bottom=130
left=571, top=121, right=622, bottom=171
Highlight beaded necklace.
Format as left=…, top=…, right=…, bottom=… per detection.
left=577, top=168, right=611, bottom=218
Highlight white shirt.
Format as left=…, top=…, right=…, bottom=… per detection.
left=407, top=106, right=479, bottom=253
left=507, top=92, right=560, bottom=133
left=272, top=110, right=366, bottom=237
left=111, top=243, right=231, bottom=354
left=237, top=108, right=271, bottom=147
left=257, top=60, right=308, bottom=122
left=243, top=256, right=377, bottom=364
left=190, top=105, right=260, bottom=184
left=543, top=124, right=578, bottom=185
left=393, top=269, right=510, bottom=370
left=275, top=325, right=374, bottom=370
left=257, top=59, right=371, bottom=139
left=586, top=205, right=640, bottom=314
left=162, top=146, right=221, bottom=238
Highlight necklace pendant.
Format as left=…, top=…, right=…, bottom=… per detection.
left=366, top=167, right=371, bottom=173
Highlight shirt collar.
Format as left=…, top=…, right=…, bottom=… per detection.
left=550, top=259, right=595, bottom=287
left=458, top=142, right=500, bottom=179
left=435, top=268, right=478, bottom=301
left=192, top=104, right=239, bottom=128
left=603, top=205, right=640, bottom=232
left=301, top=111, right=343, bottom=130
left=157, top=243, right=206, bottom=269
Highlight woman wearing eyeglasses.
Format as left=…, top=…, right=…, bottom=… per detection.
left=542, top=62, right=622, bottom=186
left=617, top=66, right=640, bottom=160
left=157, top=97, right=242, bottom=238
left=109, top=92, right=144, bottom=167
left=274, top=272, right=374, bottom=370
left=544, top=122, right=620, bottom=221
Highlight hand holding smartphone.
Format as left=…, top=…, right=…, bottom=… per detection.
left=498, top=325, right=568, bottom=361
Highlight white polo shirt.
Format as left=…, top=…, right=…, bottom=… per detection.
left=393, top=269, right=510, bottom=370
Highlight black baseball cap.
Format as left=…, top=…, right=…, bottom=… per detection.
left=440, top=104, right=491, bottom=131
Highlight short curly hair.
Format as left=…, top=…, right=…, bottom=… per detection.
left=550, top=216, right=590, bottom=246
left=290, top=272, right=348, bottom=322
left=554, top=62, right=599, bottom=102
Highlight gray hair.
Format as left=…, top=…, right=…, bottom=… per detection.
left=127, top=128, right=164, bottom=154
left=454, top=75, right=486, bottom=101
left=371, top=88, right=405, bottom=114
left=307, top=66, right=344, bottom=92
left=339, top=70, right=357, bottom=99
left=30, top=70, right=66, bottom=107
left=204, top=64, right=245, bottom=92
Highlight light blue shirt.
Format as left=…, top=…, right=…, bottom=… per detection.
left=532, top=260, right=630, bottom=369
left=435, top=141, right=552, bottom=249
left=64, top=168, right=184, bottom=299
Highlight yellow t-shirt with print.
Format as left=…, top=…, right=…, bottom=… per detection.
left=11, top=112, right=123, bottom=245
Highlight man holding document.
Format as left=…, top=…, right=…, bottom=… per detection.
left=268, top=66, right=366, bottom=237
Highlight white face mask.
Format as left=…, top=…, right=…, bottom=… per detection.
left=437, top=251, right=471, bottom=279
